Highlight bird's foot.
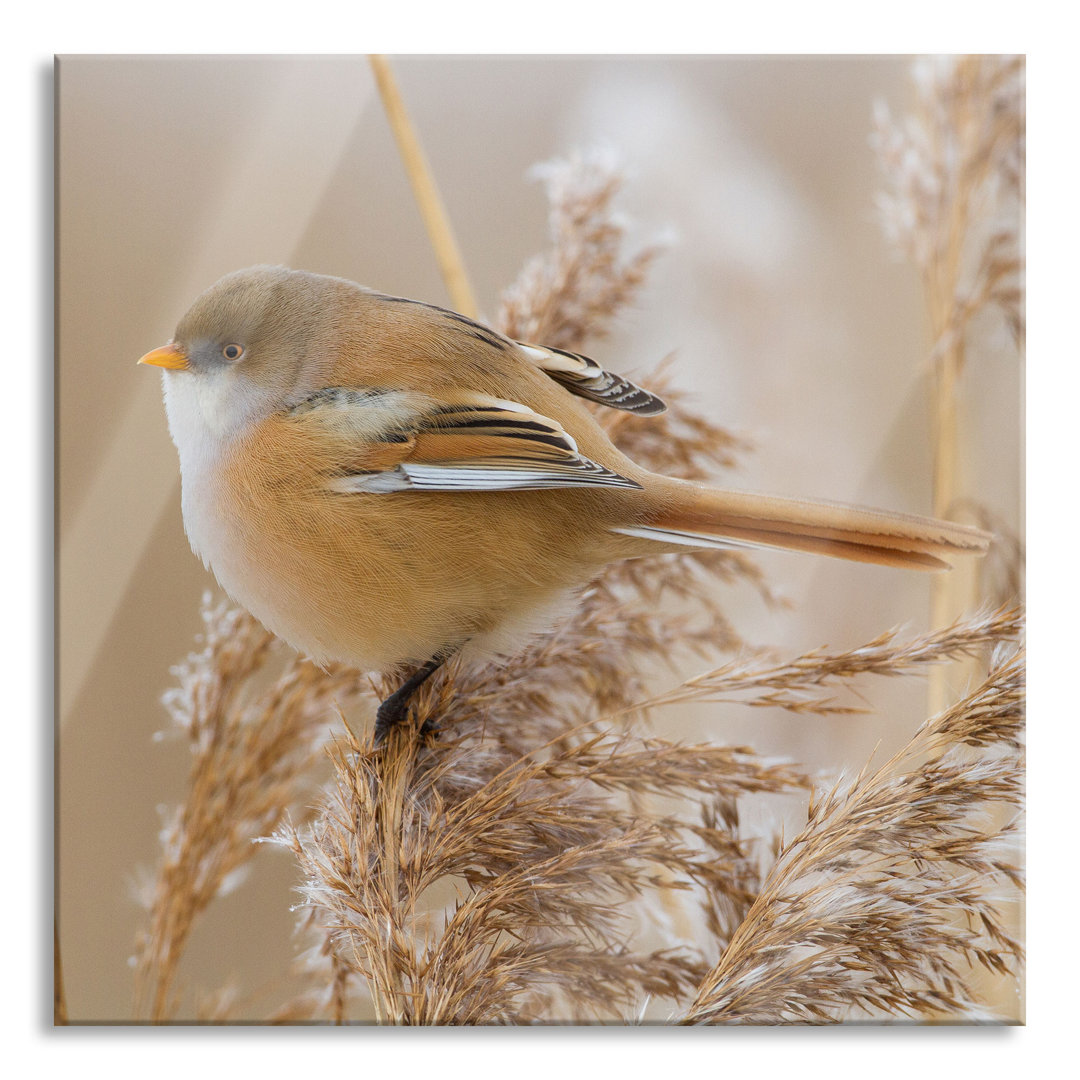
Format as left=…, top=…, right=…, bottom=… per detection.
left=373, top=694, right=412, bottom=745
left=373, top=699, right=441, bottom=745
left=373, top=656, right=446, bottom=745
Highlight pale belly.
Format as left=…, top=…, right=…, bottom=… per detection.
left=180, top=465, right=603, bottom=673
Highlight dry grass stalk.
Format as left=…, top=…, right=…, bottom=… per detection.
left=273, top=717, right=808, bottom=1023
left=681, top=638, right=1024, bottom=1025
left=133, top=595, right=372, bottom=1021
left=497, top=150, right=663, bottom=350
left=279, top=606, right=1023, bottom=1023
left=872, top=55, right=1025, bottom=712
left=626, top=605, right=1022, bottom=718
left=873, top=56, right=1024, bottom=344
left=369, top=54, right=479, bottom=318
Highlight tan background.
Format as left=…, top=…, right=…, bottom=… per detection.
left=56, top=55, right=1022, bottom=1022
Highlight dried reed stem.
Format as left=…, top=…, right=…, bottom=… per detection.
left=625, top=605, right=1021, bottom=718
left=369, top=55, right=479, bottom=318
left=873, top=55, right=1024, bottom=714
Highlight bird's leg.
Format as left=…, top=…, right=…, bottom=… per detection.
left=374, top=655, right=446, bottom=743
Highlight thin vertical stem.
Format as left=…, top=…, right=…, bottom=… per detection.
left=925, top=58, right=981, bottom=716
left=928, top=348, right=980, bottom=713
left=369, top=55, right=479, bottom=318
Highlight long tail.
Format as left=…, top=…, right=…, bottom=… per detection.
left=616, top=477, right=991, bottom=571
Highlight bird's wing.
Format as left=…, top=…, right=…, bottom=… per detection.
left=369, top=293, right=666, bottom=416
left=288, top=388, right=641, bottom=493
left=514, top=342, right=667, bottom=416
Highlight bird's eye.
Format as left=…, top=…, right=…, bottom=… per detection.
left=222, top=343, right=245, bottom=362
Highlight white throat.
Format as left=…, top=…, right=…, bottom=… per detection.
left=162, top=360, right=287, bottom=466
left=161, top=367, right=263, bottom=566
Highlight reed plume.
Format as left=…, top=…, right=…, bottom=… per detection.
left=872, top=55, right=1025, bottom=712
left=132, top=597, right=374, bottom=1021
left=681, top=642, right=1024, bottom=1024
left=497, top=150, right=663, bottom=350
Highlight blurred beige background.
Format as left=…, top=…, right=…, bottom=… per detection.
left=56, top=55, right=1022, bottom=1022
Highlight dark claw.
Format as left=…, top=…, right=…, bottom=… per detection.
left=373, top=694, right=412, bottom=745
left=373, top=655, right=446, bottom=745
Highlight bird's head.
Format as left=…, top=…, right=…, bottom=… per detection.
left=139, top=265, right=340, bottom=438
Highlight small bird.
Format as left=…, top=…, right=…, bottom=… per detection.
left=140, top=266, right=990, bottom=738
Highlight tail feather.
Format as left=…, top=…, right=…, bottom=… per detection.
left=618, top=480, right=992, bottom=571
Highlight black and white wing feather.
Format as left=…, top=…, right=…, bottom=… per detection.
left=516, top=342, right=667, bottom=416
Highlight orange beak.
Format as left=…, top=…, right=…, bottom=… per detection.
left=137, top=343, right=189, bottom=371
